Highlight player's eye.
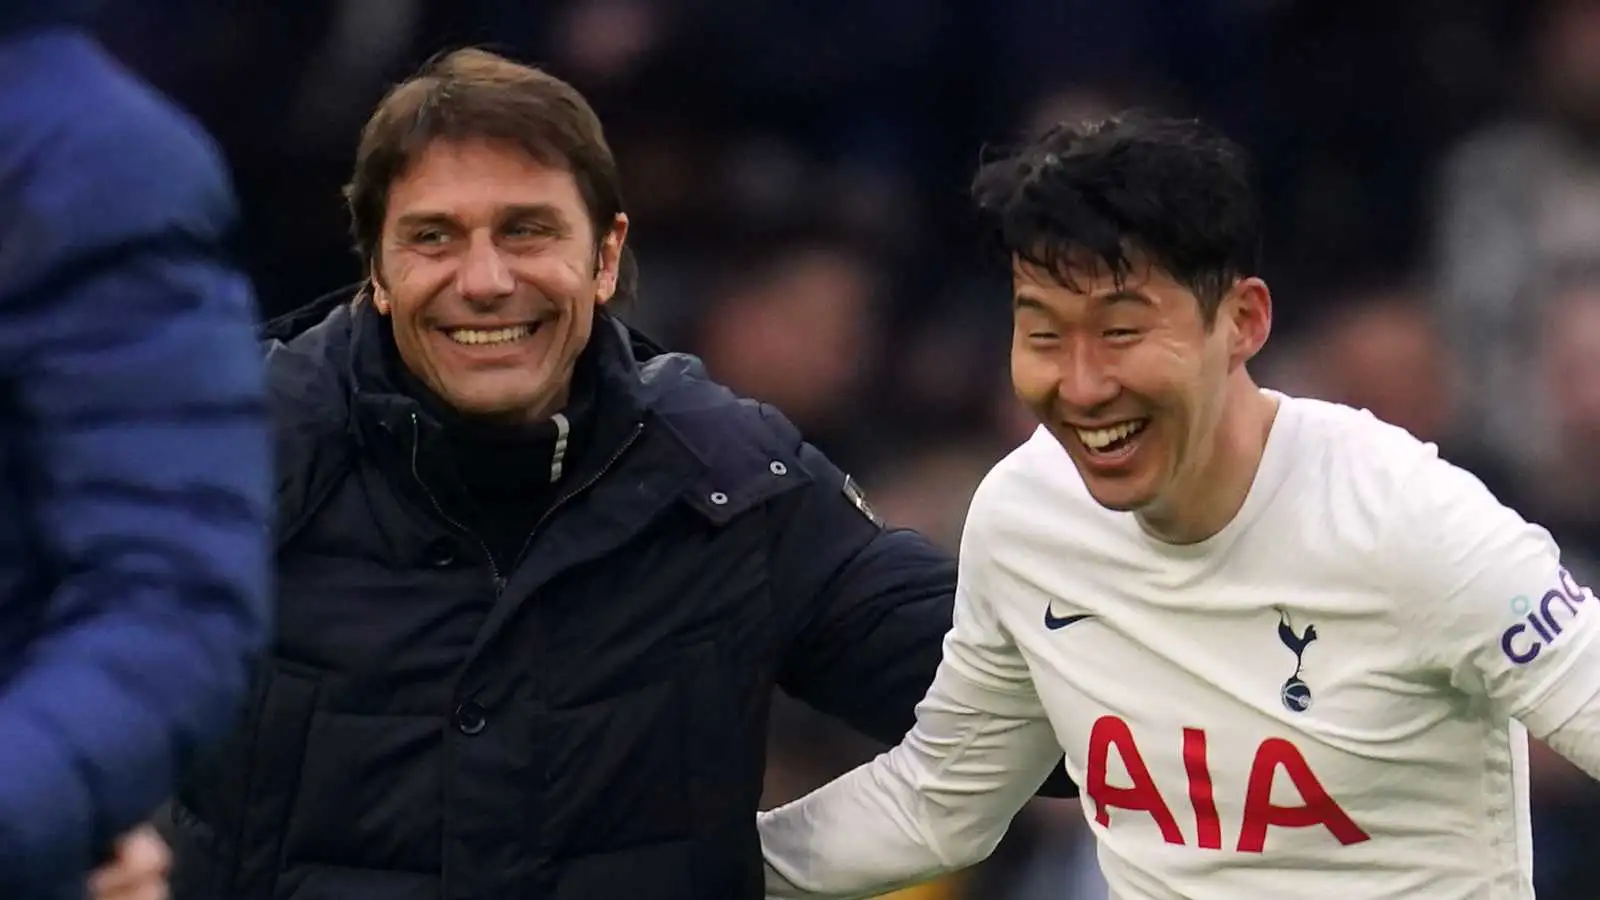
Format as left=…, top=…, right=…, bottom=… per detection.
left=503, top=220, right=558, bottom=240
left=1103, top=328, right=1142, bottom=343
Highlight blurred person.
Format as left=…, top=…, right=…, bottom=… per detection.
left=1433, top=0, right=1600, bottom=470
left=760, top=113, right=1600, bottom=899
left=0, top=3, right=273, bottom=899
left=695, top=235, right=880, bottom=462
left=1298, top=285, right=1515, bottom=500
left=1307, top=287, right=1455, bottom=438
left=158, top=48, right=1069, bottom=900
left=1516, top=272, right=1600, bottom=579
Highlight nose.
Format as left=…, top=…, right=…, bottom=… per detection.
left=457, top=233, right=516, bottom=304
left=1054, top=339, right=1121, bottom=412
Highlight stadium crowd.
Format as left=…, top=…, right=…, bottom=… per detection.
left=86, top=0, right=1600, bottom=896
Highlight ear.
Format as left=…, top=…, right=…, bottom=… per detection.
left=368, top=264, right=391, bottom=316
left=1224, top=277, right=1272, bottom=369
left=595, top=213, right=631, bottom=305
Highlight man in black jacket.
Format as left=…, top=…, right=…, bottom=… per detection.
left=160, top=47, right=1069, bottom=900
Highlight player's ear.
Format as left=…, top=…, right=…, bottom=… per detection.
left=1223, top=277, right=1272, bottom=367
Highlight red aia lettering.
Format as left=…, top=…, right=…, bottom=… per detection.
left=1182, top=727, right=1223, bottom=850
left=1236, top=738, right=1370, bottom=852
left=1085, top=716, right=1184, bottom=844
left=1084, top=715, right=1369, bottom=852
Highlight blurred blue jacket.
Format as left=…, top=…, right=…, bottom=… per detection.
left=0, top=6, right=273, bottom=897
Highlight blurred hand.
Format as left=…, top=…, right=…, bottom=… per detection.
left=88, top=825, right=170, bottom=900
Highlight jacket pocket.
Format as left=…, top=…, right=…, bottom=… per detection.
left=233, top=661, right=323, bottom=900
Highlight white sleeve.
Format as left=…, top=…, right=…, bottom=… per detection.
left=758, top=507, right=1064, bottom=899
left=1390, top=451, right=1600, bottom=740
left=1542, top=688, right=1600, bottom=780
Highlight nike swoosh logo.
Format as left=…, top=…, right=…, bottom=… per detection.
left=1044, top=608, right=1095, bottom=631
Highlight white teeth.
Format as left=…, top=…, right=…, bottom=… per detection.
left=446, top=325, right=533, bottom=345
left=1076, top=419, right=1147, bottom=451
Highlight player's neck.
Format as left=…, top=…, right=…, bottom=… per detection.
left=1136, top=376, right=1279, bottom=545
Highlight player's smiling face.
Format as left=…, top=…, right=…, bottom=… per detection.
left=1010, top=251, right=1260, bottom=516
left=371, top=136, right=628, bottom=424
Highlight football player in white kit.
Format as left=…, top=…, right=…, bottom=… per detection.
left=756, top=113, right=1600, bottom=899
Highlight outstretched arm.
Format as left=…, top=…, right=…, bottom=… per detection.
left=762, top=485, right=1062, bottom=898
left=761, top=652, right=1062, bottom=898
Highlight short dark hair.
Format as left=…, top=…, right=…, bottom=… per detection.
left=971, top=112, right=1262, bottom=320
left=344, top=47, right=633, bottom=299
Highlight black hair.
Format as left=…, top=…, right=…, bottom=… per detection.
left=971, top=111, right=1262, bottom=319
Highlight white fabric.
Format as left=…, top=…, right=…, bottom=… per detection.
left=760, top=393, right=1600, bottom=900
left=1542, top=688, right=1600, bottom=780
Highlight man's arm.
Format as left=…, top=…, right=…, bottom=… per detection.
left=0, top=31, right=273, bottom=891
left=765, top=409, right=1074, bottom=796
left=761, top=485, right=1062, bottom=898
left=1390, top=449, right=1600, bottom=774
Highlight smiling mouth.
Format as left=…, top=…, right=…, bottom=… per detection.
left=1074, top=418, right=1149, bottom=457
left=443, top=323, right=539, bottom=346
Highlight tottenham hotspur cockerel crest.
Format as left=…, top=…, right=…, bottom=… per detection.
left=1276, top=609, right=1318, bottom=713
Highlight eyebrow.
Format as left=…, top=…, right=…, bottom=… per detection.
left=1096, top=290, right=1155, bottom=309
left=394, top=211, right=457, bottom=232
left=1012, top=289, right=1155, bottom=311
left=393, top=203, right=572, bottom=233
left=1013, top=293, right=1051, bottom=313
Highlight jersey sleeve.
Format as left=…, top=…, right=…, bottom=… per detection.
left=1389, top=451, right=1600, bottom=738
left=1541, top=687, right=1600, bottom=779
left=759, top=495, right=1063, bottom=898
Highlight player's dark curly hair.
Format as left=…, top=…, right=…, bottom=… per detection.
left=971, top=112, right=1262, bottom=322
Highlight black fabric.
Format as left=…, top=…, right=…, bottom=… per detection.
left=160, top=295, right=1070, bottom=900
left=0, top=0, right=100, bottom=42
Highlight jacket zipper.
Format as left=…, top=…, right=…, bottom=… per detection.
left=505, top=421, right=644, bottom=574
left=409, top=412, right=504, bottom=591
left=409, top=414, right=645, bottom=594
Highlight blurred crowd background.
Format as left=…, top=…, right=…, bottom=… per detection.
left=87, top=0, right=1600, bottom=896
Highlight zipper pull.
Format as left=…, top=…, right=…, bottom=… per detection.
left=494, top=575, right=508, bottom=595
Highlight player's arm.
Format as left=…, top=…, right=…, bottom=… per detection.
left=760, top=496, right=1063, bottom=899
left=1390, top=451, right=1600, bottom=774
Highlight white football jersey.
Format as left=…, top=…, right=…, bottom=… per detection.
left=760, top=393, right=1600, bottom=900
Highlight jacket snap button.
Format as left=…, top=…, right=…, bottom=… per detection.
left=454, top=701, right=487, bottom=736
left=709, top=491, right=728, bottom=505
left=769, top=461, right=788, bottom=476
